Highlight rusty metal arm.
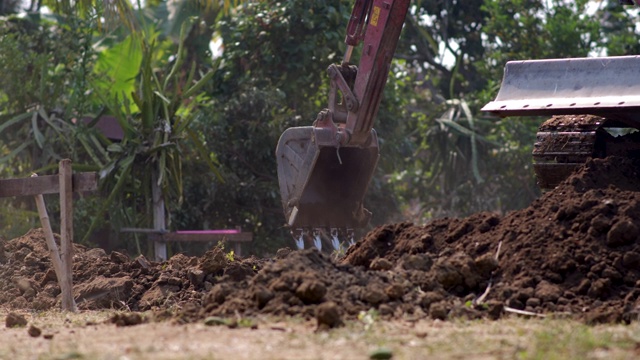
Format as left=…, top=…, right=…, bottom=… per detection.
left=340, top=0, right=410, bottom=146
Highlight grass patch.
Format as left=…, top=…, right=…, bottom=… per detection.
left=517, top=320, right=640, bottom=360
left=2, top=310, right=640, bottom=359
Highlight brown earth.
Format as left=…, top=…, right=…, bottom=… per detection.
left=3, top=156, right=640, bottom=325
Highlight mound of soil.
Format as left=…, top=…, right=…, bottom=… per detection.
left=3, top=156, right=640, bottom=324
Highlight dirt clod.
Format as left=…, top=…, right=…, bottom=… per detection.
left=295, top=280, right=326, bottom=304
left=28, top=325, right=42, bottom=337
left=6, top=313, right=27, bottom=328
left=110, top=312, right=145, bottom=327
left=316, top=301, right=342, bottom=329
left=370, top=258, right=393, bottom=271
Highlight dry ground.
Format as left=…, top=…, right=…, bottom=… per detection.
left=2, top=309, right=640, bottom=360
left=6, top=158, right=640, bottom=359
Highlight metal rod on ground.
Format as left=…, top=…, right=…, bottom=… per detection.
left=59, top=159, right=77, bottom=312
left=32, top=173, right=75, bottom=312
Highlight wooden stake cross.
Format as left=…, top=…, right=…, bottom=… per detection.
left=1, top=159, right=97, bottom=312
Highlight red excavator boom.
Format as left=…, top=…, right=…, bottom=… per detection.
left=275, top=0, right=410, bottom=249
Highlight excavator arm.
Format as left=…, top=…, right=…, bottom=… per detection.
left=335, top=0, right=410, bottom=146
left=275, top=0, right=410, bottom=249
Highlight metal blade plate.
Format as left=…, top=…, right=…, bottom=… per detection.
left=482, top=56, right=640, bottom=120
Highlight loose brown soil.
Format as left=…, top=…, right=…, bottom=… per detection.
left=3, top=156, right=640, bottom=325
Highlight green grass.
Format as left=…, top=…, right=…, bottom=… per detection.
left=516, top=321, right=640, bottom=360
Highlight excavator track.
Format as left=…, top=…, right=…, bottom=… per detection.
left=532, top=115, right=604, bottom=190
left=532, top=114, right=640, bottom=190
left=481, top=54, right=640, bottom=191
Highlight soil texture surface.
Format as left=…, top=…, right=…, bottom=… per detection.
left=3, top=156, right=640, bottom=325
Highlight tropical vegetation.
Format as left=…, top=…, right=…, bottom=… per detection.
left=0, top=0, right=637, bottom=256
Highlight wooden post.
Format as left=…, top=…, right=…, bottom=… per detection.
left=234, top=226, right=243, bottom=257
left=59, top=159, right=77, bottom=312
left=3, top=165, right=95, bottom=312
left=32, top=177, right=65, bottom=287
left=152, top=171, right=167, bottom=261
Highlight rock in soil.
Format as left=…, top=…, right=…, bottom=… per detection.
left=28, top=325, right=42, bottom=337
left=316, top=301, right=343, bottom=330
left=109, top=312, right=145, bottom=327
left=5, top=313, right=27, bottom=328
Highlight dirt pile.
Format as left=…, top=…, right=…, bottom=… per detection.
left=344, top=157, right=640, bottom=323
left=2, top=156, right=640, bottom=324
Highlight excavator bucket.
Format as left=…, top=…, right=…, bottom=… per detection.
left=275, top=126, right=378, bottom=229
left=274, top=0, right=410, bottom=238
left=482, top=56, right=640, bottom=120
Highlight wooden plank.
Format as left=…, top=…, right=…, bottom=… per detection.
left=59, top=159, right=76, bottom=312
left=73, top=172, right=98, bottom=192
left=0, top=172, right=97, bottom=198
left=155, top=232, right=253, bottom=243
left=176, top=230, right=241, bottom=235
left=120, top=227, right=167, bottom=234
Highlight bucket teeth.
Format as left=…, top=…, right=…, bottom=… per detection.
left=346, top=228, right=355, bottom=246
left=312, top=229, right=322, bottom=251
left=290, top=227, right=357, bottom=251
left=330, top=228, right=341, bottom=251
left=292, top=228, right=306, bottom=249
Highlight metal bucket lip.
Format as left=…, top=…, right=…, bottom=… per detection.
left=275, top=125, right=318, bottom=210
left=483, top=99, right=640, bottom=114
